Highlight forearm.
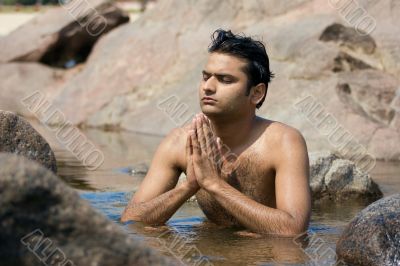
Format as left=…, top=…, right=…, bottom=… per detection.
left=121, top=182, right=198, bottom=225
left=204, top=179, right=303, bottom=236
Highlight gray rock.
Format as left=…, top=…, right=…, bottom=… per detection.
left=336, top=193, right=400, bottom=266
left=0, top=153, right=177, bottom=266
left=0, top=111, right=57, bottom=172
left=309, top=152, right=382, bottom=201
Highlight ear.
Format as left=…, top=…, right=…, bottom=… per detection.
left=249, top=83, right=266, bottom=106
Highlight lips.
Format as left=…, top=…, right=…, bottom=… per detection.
left=202, top=97, right=217, bottom=102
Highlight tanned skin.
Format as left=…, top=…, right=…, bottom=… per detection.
left=121, top=52, right=311, bottom=236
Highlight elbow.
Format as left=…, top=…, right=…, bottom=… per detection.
left=280, top=221, right=309, bottom=237
left=279, top=228, right=306, bottom=237
left=120, top=211, right=133, bottom=223
left=120, top=212, right=135, bottom=223
left=278, top=212, right=310, bottom=237
left=120, top=205, right=143, bottom=223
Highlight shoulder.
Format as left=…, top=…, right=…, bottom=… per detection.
left=259, top=119, right=308, bottom=164
left=159, top=124, right=190, bottom=169
left=163, top=125, right=190, bottom=147
left=269, top=122, right=306, bottom=146
left=258, top=118, right=305, bottom=145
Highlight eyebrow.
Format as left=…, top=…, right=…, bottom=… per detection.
left=202, top=70, right=237, bottom=80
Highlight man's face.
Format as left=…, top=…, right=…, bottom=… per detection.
left=199, top=52, right=251, bottom=117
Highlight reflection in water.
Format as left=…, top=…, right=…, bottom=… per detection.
left=44, top=125, right=399, bottom=265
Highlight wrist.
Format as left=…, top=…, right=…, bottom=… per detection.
left=202, top=177, right=222, bottom=193
left=182, top=180, right=200, bottom=193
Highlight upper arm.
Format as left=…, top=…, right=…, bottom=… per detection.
left=273, top=127, right=311, bottom=231
left=132, top=128, right=185, bottom=203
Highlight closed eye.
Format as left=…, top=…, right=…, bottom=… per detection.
left=220, top=77, right=233, bottom=84
left=202, top=74, right=210, bottom=81
left=202, top=71, right=211, bottom=81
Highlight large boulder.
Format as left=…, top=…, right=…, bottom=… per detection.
left=0, top=0, right=129, bottom=68
left=309, top=152, right=382, bottom=201
left=0, top=111, right=57, bottom=172
left=0, top=62, right=78, bottom=117
left=50, top=0, right=317, bottom=127
left=336, top=70, right=398, bottom=125
left=0, top=153, right=177, bottom=266
left=336, top=193, right=400, bottom=266
left=42, top=0, right=400, bottom=161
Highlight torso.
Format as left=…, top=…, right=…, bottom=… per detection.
left=178, top=117, right=281, bottom=227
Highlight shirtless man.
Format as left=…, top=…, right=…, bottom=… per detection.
left=121, top=29, right=311, bottom=236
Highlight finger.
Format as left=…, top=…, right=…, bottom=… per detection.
left=216, top=137, right=223, bottom=168
left=201, top=115, right=214, bottom=159
left=190, top=129, right=201, bottom=157
left=196, top=114, right=206, bottom=153
left=202, top=114, right=220, bottom=165
left=186, top=130, right=193, bottom=158
left=204, top=116, right=214, bottom=133
left=191, top=117, right=197, bottom=137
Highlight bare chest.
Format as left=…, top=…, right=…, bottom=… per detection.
left=195, top=152, right=276, bottom=226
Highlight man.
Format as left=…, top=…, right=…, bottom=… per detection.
left=121, top=29, right=311, bottom=236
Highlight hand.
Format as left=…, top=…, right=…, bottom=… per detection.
left=185, top=124, right=200, bottom=191
left=190, top=113, right=223, bottom=189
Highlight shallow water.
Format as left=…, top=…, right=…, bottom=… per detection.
left=35, top=124, right=399, bottom=266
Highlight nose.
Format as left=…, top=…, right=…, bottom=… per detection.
left=203, top=76, right=217, bottom=95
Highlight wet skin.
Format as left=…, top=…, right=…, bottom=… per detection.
left=122, top=53, right=311, bottom=236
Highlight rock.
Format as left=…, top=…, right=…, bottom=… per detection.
left=332, top=51, right=373, bottom=72
left=319, top=23, right=376, bottom=54
left=368, top=128, right=400, bottom=161
left=336, top=70, right=398, bottom=125
left=50, top=0, right=317, bottom=126
left=336, top=193, right=400, bottom=266
left=0, top=62, right=77, bottom=117
left=0, top=0, right=129, bottom=68
left=12, top=0, right=399, bottom=161
left=309, top=152, right=382, bottom=201
left=0, top=111, right=57, bottom=172
left=0, top=153, right=177, bottom=266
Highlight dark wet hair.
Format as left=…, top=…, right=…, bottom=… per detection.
left=208, top=29, right=274, bottom=109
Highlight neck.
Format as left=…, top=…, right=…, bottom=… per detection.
left=208, top=112, right=257, bottom=149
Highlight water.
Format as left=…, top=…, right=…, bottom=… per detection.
left=37, top=124, right=399, bottom=266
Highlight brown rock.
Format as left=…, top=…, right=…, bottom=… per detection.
left=0, top=62, right=75, bottom=117
left=336, top=70, right=398, bottom=125
left=0, top=0, right=129, bottom=68
left=18, top=0, right=399, bottom=161
left=332, top=51, right=373, bottom=72
left=319, top=23, right=376, bottom=54
left=368, top=128, right=400, bottom=161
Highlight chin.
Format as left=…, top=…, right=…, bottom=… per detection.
left=200, top=105, right=227, bottom=119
